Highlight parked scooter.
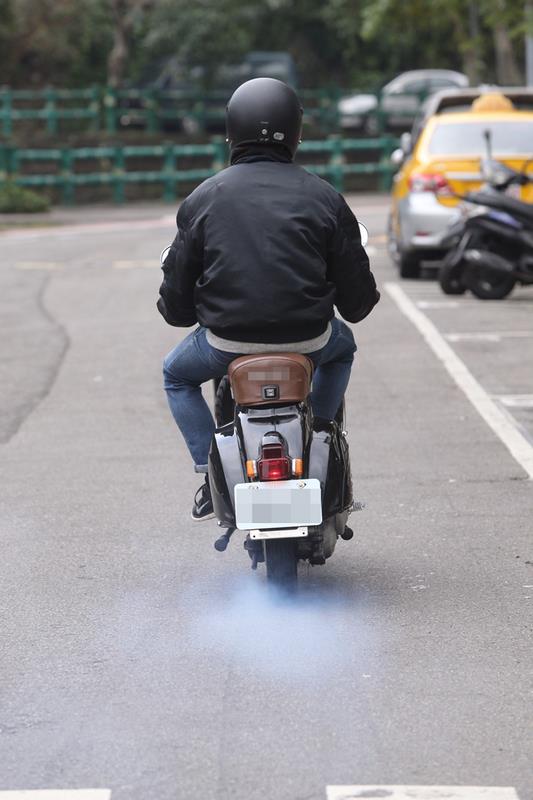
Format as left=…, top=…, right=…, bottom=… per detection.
left=439, top=135, right=533, bottom=299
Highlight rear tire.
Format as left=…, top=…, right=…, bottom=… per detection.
left=264, top=539, right=298, bottom=593
left=465, top=266, right=516, bottom=300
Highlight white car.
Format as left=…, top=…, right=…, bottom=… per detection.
left=338, top=69, right=468, bottom=134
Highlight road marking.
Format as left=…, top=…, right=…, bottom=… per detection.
left=0, top=791, right=111, bottom=799
left=385, top=282, right=533, bottom=479
left=497, top=394, right=533, bottom=409
left=417, top=300, right=460, bottom=309
left=326, top=786, right=520, bottom=800
left=112, top=259, right=157, bottom=269
left=16, top=261, right=63, bottom=271
left=446, top=332, right=533, bottom=343
left=1, top=215, right=175, bottom=241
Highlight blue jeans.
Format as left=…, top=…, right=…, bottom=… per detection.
left=163, top=318, right=356, bottom=468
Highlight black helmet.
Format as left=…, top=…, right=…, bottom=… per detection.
left=226, top=77, right=303, bottom=156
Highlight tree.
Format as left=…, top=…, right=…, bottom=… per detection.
left=107, top=0, right=154, bottom=87
left=0, top=0, right=113, bottom=86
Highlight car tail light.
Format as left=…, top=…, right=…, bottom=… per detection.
left=409, top=172, right=451, bottom=195
left=257, top=443, right=291, bottom=481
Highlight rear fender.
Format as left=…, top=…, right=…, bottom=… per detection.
left=236, top=404, right=308, bottom=463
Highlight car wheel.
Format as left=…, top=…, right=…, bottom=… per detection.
left=438, top=250, right=467, bottom=295
left=398, top=252, right=421, bottom=279
left=387, top=214, right=400, bottom=263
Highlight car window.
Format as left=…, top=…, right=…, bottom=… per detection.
left=428, top=77, right=462, bottom=89
left=427, top=120, right=533, bottom=155
left=387, top=79, right=426, bottom=95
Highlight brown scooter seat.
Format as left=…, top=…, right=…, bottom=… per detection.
left=228, top=353, right=313, bottom=407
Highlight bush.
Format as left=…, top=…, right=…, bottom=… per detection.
left=0, top=182, right=50, bottom=213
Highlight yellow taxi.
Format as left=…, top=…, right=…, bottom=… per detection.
left=388, top=93, right=533, bottom=277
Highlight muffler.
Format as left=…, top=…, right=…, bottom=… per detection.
left=463, top=248, right=515, bottom=275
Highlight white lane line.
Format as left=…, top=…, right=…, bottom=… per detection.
left=497, top=394, right=533, bottom=408
left=417, top=300, right=460, bottom=309
left=0, top=791, right=111, bottom=799
left=16, top=261, right=63, bottom=271
left=1, top=215, right=175, bottom=241
left=326, top=786, right=520, bottom=800
left=446, top=332, right=533, bottom=343
left=385, top=282, right=533, bottom=479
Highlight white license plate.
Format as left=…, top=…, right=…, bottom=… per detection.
left=234, top=478, right=322, bottom=530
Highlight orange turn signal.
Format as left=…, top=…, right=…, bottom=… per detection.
left=246, top=459, right=257, bottom=478
left=292, top=458, right=303, bottom=478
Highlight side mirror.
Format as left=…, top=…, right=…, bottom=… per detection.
left=390, top=148, right=405, bottom=166
left=400, top=131, right=412, bottom=154
left=160, top=245, right=171, bottom=266
left=358, top=222, right=369, bottom=247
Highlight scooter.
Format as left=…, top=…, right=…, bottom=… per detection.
left=439, top=138, right=533, bottom=300
left=204, top=226, right=369, bottom=592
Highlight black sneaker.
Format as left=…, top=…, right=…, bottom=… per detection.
left=191, top=479, right=215, bottom=522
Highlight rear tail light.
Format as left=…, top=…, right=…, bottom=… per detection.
left=409, top=172, right=451, bottom=195
left=257, top=443, right=291, bottom=482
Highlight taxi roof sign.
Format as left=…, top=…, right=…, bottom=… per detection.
left=471, top=92, right=515, bottom=112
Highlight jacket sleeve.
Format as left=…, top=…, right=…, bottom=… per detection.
left=157, top=199, right=203, bottom=327
left=326, top=196, right=380, bottom=323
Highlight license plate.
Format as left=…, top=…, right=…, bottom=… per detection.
left=234, top=478, right=322, bottom=530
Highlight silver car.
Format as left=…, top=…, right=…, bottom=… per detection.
left=338, top=69, right=468, bottom=134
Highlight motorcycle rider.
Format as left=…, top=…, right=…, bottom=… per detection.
left=158, top=78, right=379, bottom=520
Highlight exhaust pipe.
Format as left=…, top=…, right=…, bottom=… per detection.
left=463, top=248, right=515, bottom=275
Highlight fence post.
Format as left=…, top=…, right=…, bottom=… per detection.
left=104, top=87, right=117, bottom=133
left=378, top=134, right=396, bottom=192
left=113, top=145, right=125, bottom=202
left=328, top=135, right=344, bottom=192
left=211, top=137, right=227, bottom=173
left=0, top=144, right=11, bottom=182
left=45, top=87, right=58, bottom=136
left=61, top=148, right=74, bottom=205
left=1, top=89, right=13, bottom=138
left=145, top=89, right=158, bottom=134
left=375, top=90, right=386, bottom=136
left=89, top=86, right=100, bottom=132
left=163, top=142, right=175, bottom=202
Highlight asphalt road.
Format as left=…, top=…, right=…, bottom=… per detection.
left=0, top=195, right=532, bottom=800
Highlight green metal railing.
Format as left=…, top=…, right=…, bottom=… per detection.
left=0, top=136, right=398, bottom=205
left=0, top=85, right=423, bottom=137
left=0, top=87, right=101, bottom=137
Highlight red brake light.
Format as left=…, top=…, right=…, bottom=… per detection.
left=409, top=172, right=451, bottom=195
left=258, top=443, right=291, bottom=481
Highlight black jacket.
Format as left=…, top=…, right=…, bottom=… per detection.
left=157, top=146, right=379, bottom=343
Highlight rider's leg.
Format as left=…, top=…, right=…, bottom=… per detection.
left=309, top=318, right=356, bottom=421
left=163, top=327, right=239, bottom=466
left=163, top=328, right=240, bottom=520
